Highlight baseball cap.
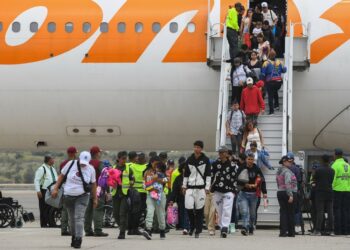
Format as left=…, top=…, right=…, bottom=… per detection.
left=79, top=151, right=91, bottom=165
left=261, top=2, right=268, bottom=8
left=218, top=146, right=229, bottom=153
left=178, top=156, right=186, bottom=166
left=67, top=146, right=78, bottom=154
left=246, top=77, right=254, bottom=85
left=279, top=155, right=289, bottom=164
left=287, top=152, right=295, bottom=160
left=167, top=159, right=175, bottom=165
left=90, top=146, right=102, bottom=155
left=334, top=148, right=343, bottom=156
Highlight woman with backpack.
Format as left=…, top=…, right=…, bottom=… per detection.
left=261, top=49, right=287, bottom=115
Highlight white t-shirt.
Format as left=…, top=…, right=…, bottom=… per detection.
left=61, top=160, right=96, bottom=196
left=262, top=9, right=277, bottom=26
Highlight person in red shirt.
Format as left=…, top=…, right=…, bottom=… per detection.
left=60, top=146, right=78, bottom=236
left=240, top=77, right=265, bottom=123
left=84, top=146, right=109, bottom=237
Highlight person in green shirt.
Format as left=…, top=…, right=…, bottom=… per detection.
left=226, top=2, right=243, bottom=60
left=331, top=148, right=350, bottom=235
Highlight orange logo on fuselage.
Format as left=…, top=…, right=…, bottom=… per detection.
left=0, top=0, right=241, bottom=64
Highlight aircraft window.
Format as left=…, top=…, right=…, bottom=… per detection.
left=83, top=22, right=91, bottom=33
left=117, top=22, right=126, bottom=33
left=30, top=22, right=39, bottom=33
left=0, top=22, right=3, bottom=32
left=48, top=22, right=56, bottom=33
left=187, top=22, right=196, bottom=33
left=135, top=22, right=143, bottom=33
left=100, top=22, right=108, bottom=33
left=170, top=22, right=178, bottom=33
left=65, top=22, right=73, bottom=33
left=12, top=22, right=21, bottom=33
left=152, top=22, right=161, bottom=33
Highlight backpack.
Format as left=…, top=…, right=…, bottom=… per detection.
left=243, top=66, right=258, bottom=82
left=229, top=110, right=245, bottom=134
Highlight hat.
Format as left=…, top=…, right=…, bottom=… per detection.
left=167, top=159, right=175, bottom=165
left=218, top=146, right=229, bottom=153
left=79, top=151, right=91, bottom=165
left=67, top=146, right=78, bottom=154
left=261, top=2, right=268, bottom=8
left=246, top=77, right=254, bottom=85
left=279, top=155, right=289, bottom=164
left=287, top=152, right=295, bottom=160
left=159, top=152, right=168, bottom=160
left=90, top=146, right=102, bottom=156
left=335, top=148, right=343, bottom=156
left=178, top=156, right=186, bottom=166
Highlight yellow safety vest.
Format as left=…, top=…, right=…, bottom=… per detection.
left=111, top=164, right=130, bottom=196
left=171, top=168, right=180, bottom=189
left=130, top=163, right=147, bottom=193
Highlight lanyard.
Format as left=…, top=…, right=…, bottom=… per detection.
left=48, top=166, right=56, bottom=182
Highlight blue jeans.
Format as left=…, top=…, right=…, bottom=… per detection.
left=237, top=191, right=257, bottom=231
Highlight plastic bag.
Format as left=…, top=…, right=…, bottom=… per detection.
left=167, top=203, right=178, bottom=225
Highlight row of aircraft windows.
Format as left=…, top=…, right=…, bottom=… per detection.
left=0, top=21, right=196, bottom=34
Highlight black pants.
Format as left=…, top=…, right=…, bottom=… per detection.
left=333, top=191, right=350, bottom=235
left=315, top=194, right=333, bottom=233
left=231, top=194, right=238, bottom=224
left=255, top=196, right=261, bottom=225
left=187, top=208, right=204, bottom=234
left=230, top=134, right=242, bottom=155
left=265, top=81, right=282, bottom=114
left=231, top=86, right=242, bottom=105
left=277, top=191, right=296, bottom=236
left=38, top=189, right=50, bottom=227
left=227, top=28, right=239, bottom=60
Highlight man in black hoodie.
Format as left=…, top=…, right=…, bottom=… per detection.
left=182, top=140, right=211, bottom=238
left=236, top=153, right=266, bottom=235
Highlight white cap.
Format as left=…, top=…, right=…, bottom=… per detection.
left=246, top=77, right=254, bottom=85
left=79, top=151, right=91, bottom=165
left=261, top=2, right=268, bottom=8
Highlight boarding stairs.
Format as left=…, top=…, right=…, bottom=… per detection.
left=207, top=22, right=311, bottom=225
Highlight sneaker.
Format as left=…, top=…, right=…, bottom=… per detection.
left=275, top=107, right=280, bottom=111
left=61, top=231, right=71, bottom=236
left=241, top=228, right=248, bottom=236
left=221, top=231, right=227, bottom=238
left=268, top=112, right=275, bottom=116
left=279, top=233, right=288, bottom=237
left=195, top=233, right=200, bottom=238
left=189, top=229, right=194, bottom=236
left=94, top=232, right=109, bottom=237
left=249, top=228, right=254, bottom=235
left=72, top=237, right=82, bottom=249
left=160, top=230, right=166, bottom=240
left=229, top=223, right=236, bottom=234
left=118, top=232, right=125, bottom=240
left=183, top=229, right=188, bottom=235
left=209, top=230, right=215, bottom=236
left=85, top=231, right=94, bottom=237
left=142, top=229, right=152, bottom=240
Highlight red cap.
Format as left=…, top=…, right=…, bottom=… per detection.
left=90, top=146, right=102, bottom=155
left=67, top=146, right=78, bottom=154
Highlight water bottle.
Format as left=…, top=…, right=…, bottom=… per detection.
left=263, top=198, right=269, bottom=212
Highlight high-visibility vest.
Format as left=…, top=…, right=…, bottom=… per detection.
left=111, top=164, right=130, bottom=196
left=130, top=163, right=147, bottom=193
left=171, top=168, right=180, bottom=189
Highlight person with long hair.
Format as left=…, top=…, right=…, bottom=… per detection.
left=240, top=9, right=253, bottom=49
left=241, top=120, right=265, bottom=152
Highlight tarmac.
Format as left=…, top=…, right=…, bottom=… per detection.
left=1, top=189, right=350, bottom=250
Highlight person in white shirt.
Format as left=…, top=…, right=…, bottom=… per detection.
left=52, top=151, right=97, bottom=249
left=261, top=2, right=277, bottom=27
left=34, top=155, right=58, bottom=228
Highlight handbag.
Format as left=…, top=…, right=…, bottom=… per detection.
left=77, top=160, right=92, bottom=193
left=237, top=168, right=249, bottom=183
left=45, top=160, right=75, bottom=208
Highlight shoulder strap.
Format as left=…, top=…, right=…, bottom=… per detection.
left=257, top=128, right=263, bottom=146
left=240, top=110, right=245, bottom=125
left=77, top=160, right=88, bottom=186
left=193, top=164, right=205, bottom=183
left=58, top=160, right=75, bottom=189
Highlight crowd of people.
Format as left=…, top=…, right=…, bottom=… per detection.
left=226, top=2, right=286, bottom=116
left=34, top=142, right=350, bottom=248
